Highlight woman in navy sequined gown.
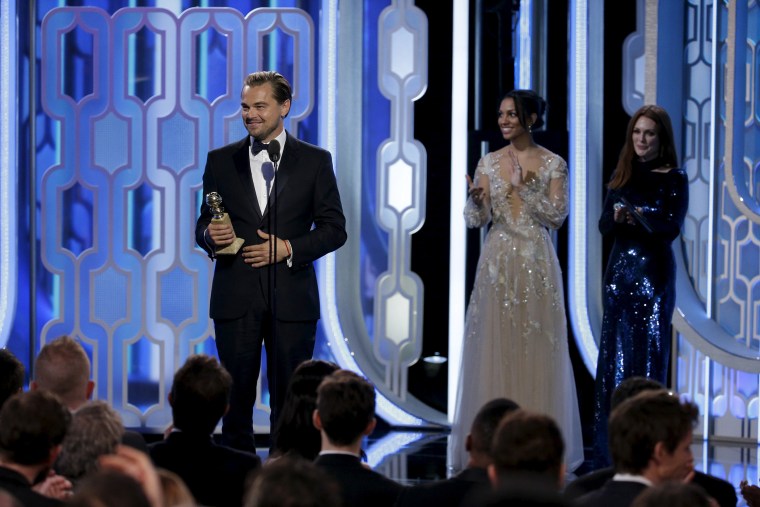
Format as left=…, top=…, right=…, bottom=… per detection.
left=593, top=105, right=689, bottom=467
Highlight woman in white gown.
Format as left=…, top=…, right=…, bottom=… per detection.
left=449, top=90, right=583, bottom=473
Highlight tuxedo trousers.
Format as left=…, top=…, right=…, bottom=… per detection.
left=214, top=276, right=316, bottom=453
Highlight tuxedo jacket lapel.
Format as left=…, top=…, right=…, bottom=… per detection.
left=232, top=139, right=263, bottom=220
left=262, top=133, right=297, bottom=222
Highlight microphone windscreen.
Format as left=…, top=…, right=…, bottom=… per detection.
left=267, top=140, right=281, bottom=162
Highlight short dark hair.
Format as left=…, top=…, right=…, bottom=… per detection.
left=0, top=390, right=71, bottom=465
left=469, top=398, right=520, bottom=456
left=316, top=370, right=375, bottom=446
left=272, top=359, right=340, bottom=460
left=170, top=354, right=232, bottom=434
left=502, top=89, right=547, bottom=129
left=610, top=376, right=665, bottom=410
left=244, top=458, right=342, bottom=507
left=243, top=71, right=293, bottom=106
left=491, top=410, right=564, bottom=483
left=630, top=482, right=711, bottom=507
left=609, top=390, right=698, bottom=474
left=0, top=348, right=24, bottom=409
left=68, top=469, right=152, bottom=507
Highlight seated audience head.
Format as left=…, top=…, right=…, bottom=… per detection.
left=489, top=410, right=565, bottom=490
left=68, top=469, right=152, bottom=507
left=0, top=489, right=22, bottom=507
left=55, top=400, right=125, bottom=481
left=466, top=398, right=520, bottom=468
left=0, top=349, right=24, bottom=409
left=245, top=458, right=342, bottom=507
left=314, top=370, right=375, bottom=447
left=31, top=335, right=94, bottom=410
left=157, top=468, right=196, bottom=507
left=169, top=354, right=232, bottom=435
left=0, top=390, right=70, bottom=469
left=630, top=481, right=712, bottom=507
left=272, top=359, right=339, bottom=460
left=610, top=376, right=666, bottom=411
left=609, top=390, right=698, bottom=483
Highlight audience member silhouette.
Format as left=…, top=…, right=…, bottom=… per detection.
left=269, top=359, right=339, bottom=462
left=31, top=335, right=148, bottom=453
left=396, top=398, right=519, bottom=507
left=574, top=390, right=698, bottom=507
left=244, top=458, right=342, bottom=507
left=31, top=336, right=94, bottom=411
left=312, top=370, right=403, bottom=507
left=55, top=400, right=124, bottom=485
left=149, top=354, right=261, bottom=507
left=488, top=410, right=566, bottom=491
left=630, top=481, right=713, bottom=507
left=156, top=468, right=196, bottom=507
left=564, top=377, right=736, bottom=507
left=0, top=391, right=71, bottom=507
left=67, top=469, right=152, bottom=507
left=0, top=349, right=24, bottom=410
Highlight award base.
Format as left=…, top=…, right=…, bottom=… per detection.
left=212, top=214, right=244, bottom=255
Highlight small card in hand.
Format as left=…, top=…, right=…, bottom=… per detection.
left=619, top=196, right=653, bottom=233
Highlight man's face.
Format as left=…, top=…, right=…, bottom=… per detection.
left=240, top=82, right=290, bottom=142
left=656, top=432, right=694, bottom=482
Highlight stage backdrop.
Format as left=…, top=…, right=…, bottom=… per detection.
left=1, top=0, right=442, bottom=434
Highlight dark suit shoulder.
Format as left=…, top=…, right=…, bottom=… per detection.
left=208, top=136, right=248, bottom=156
left=284, top=134, right=330, bottom=156
left=692, top=470, right=737, bottom=507
left=574, top=480, right=648, bottom=507
left=563, top=467, right=613, bottom=500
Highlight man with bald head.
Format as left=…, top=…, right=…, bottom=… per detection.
left=31, top=336, right=94, bottom=411
left=31, top=336, right=147, bottom=452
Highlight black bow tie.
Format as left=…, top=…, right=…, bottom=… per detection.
left=251, top=139, right=268, bottom=155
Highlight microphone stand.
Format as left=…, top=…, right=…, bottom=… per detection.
left=265, top=141, right=281, bottom=439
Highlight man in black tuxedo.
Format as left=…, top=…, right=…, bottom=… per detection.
left=0, top=391, right=71, bottom=507
left=575, top=390, right=699, bottom=507
left=313, top=370, right=403, bottom=507
left=195, top=71, right=346, bottom=452
left=149, top=354, right=260, bottom=507
left=565, top=377, right=737, bottom=507
left=395, top=398, right=519, bottom=507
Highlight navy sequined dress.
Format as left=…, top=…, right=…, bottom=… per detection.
left=592, top=159, right=689, bottom=467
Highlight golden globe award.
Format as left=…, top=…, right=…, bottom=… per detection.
left=206, top=192, right=245, bottom=255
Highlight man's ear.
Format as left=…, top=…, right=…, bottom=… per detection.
left=557, top=462, right=567, bottom=489
left=86, top=380, right=95, bottom=400
left=465, top=434, right=473, bottom=453
left=487, top=464, right=498, bottom=489
left=652, top=441, right=668, bottom=465
left=30, top=380, right=38, bottom=391
left=362, top=417, right=377, bottom=437
left=168, top=392, right=174, bottom=407
left=313, top=409, right=323, bottom=431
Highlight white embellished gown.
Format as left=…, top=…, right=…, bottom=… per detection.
left=449, top=148, right=584, bottom=473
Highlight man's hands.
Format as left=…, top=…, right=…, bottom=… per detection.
left=206, top=222, right=236, bottom=247
left=243, top=230, right=290, bottom=267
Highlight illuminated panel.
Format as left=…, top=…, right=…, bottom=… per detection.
left=448, top=0, right=469, bottom=421
left=515, top=0, right=532, bottom=89
left=567, top=0, right=603, bottom=373
left=319, top=0, right=423, bottom=426
left=0, top=0, right=17, bottom=349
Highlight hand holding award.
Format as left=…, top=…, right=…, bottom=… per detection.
left=206, top=192, right=245, bottom=255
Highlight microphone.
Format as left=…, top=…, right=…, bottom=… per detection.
left=267, top=140, right=281, bottom=163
